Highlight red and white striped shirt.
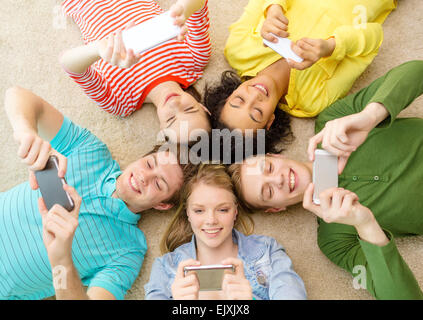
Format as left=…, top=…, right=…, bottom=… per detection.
left=62, top=0, right=211, bottom=117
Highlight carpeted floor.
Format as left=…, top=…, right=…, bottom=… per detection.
left=0, top=0, right=422, bottom=300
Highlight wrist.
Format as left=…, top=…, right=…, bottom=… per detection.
left=355, top=216, right=389, bottom=247
left=362, top=102, right=389, bottom=128
left=49, top=254, right=73, bottom=270
left=266, top=4, right=283, bottom=18
left=322, top=38, right=336, bottom=57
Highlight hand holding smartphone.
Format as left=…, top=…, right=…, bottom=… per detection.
left=122, top=11, right=181, bottom=54
left=262, top=35, right=304, bottom=63
left=184, top=264, right=235, bottom=291
left=35, top=156, right=75, bottom=211
left=312, top=149, right=338, bottom=205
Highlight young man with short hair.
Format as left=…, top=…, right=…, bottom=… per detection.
left=0, top=86, right=193, bottom=300
left=229, top=60, right=423, bottom=299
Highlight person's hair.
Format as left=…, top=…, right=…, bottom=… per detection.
left=203, top=70, right=294, bottom=155
left=160, top=164, right=255, bottom=254
left=142, top=143, right=199, bottom=206
left=227, top=162, right=260, bottom=212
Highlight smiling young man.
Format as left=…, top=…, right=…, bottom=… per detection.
left=1, top=86, right=192, bottom=300
left=229, top=60, right=423, bottom=299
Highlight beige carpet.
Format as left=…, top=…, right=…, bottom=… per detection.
left=0, top=0, right=422, bottom=300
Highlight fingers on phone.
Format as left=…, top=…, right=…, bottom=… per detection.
left=177, top=259, right=200, bottom=278
left=38, top=197, right=48, bottom=216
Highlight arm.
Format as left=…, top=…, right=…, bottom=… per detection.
left=37, top=185, right=115, bottom=299
left=311, top=60, right=423, bottom=173
left=330, top=23, right=383, bottom=62
left=303, top=185, right=423, bottom=299
left=5, top=86, right=64, bottom=143
left=144, top=257, right=175, bottom=300
left=4, top=87, right=67, bottom=186
left=267, top=239, right=307, bottom=300
left=179, top=0, right=211, bottom=71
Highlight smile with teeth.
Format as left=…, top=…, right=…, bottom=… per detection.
left=289, top=169, right=295, bottom=192
left=130, top=174, right=141, bottom=193
left=253, top=84, right=268, bottom=96
left=203, top=228, right=222, bottom=234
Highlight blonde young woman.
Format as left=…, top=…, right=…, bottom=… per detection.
left=144, top=165, right=306, bottom=300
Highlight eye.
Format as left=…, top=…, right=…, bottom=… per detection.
left=218, top=208, right=229, bottom=213
left=167, top=115, right=175, bottom=123
left=234, top=95, right=244, bottom=103
left=155, top=179, right=162, bottom=191
left=267, top=186, right=273, bottom=199
left=184, top=106, right=194, bottom=112
left=147, top=160, right=152, bottom=169
left=252, top=107, right=263, bottom=120
left=266, top=161, right=273, bottom=174
left=193, top=209, right=203, bottom=214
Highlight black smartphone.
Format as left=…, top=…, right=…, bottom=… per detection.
left=35, top=156, right=75, bottom=211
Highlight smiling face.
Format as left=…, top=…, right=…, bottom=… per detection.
left=219, top=75, right=281, bottom=131
left=239, top=154, right=312, bottom=211
left=186, top=183, right=238, bottom=250
left=156, top=91, right=211, bottom=143
left=116, top=151, right=184, bottom=213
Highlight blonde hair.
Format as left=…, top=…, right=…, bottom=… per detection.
left=160, top=164, right=254, bottom=254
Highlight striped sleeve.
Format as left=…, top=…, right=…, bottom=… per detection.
left=63, top=65, right=130, bottom=116
left=184, top=0, right=211, bottom=71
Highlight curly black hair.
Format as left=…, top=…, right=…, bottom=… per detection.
left=203, top=70, right=294, bottom=158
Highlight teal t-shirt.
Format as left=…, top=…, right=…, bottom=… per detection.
left=0, top=117, right=147, bottom=300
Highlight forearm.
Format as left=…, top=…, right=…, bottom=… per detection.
left=177, top=0, right=206, bottom=19
left=60, top=42, right=100, bottom=74
left=360, top=102, right=389, bottom=130
left=355, top=217, right=389, bottom=247
left=52, top=261, right=89, bottom=300
left=4, top=87, right=42, bottom=134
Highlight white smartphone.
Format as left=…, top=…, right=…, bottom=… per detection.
left=121, top=11, right=181, bottom=54
left=312, top=149, right=338, bottom=205
left=183, top=264, right=235, bottom=291
left=262, top=34, right=304, bottom=63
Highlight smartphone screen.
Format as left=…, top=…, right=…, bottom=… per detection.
left=184, top=265, right=234, bottom=291
left=35, top=156, right=75, bottom=212
left=122, top=11, right=180, bottom=54
left=312, top=149, right=338, bottom=205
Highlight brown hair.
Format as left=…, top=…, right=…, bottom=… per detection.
left=160, top=164, right=254, bottom=254
left=227, top=162, right=259, bottom=212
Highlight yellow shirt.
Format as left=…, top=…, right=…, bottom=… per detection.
left=224, top=0, right=397, bottom=117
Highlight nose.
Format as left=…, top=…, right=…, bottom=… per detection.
left=139, top=172, right=151, bottom=186
left=205, top=210, right=218, bottom=225
left=246, top=85, right=264, bottom=102
left=273, top=174, right=284, bottom=189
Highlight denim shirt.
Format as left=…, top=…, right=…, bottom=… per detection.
left=144, top=229, right=307, bottom=300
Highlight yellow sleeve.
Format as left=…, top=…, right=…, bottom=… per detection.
left=263, top=0, right=288, bottom=16
left=330, top=23, right=384, bottom=61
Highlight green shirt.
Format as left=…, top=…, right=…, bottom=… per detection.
left=315, top=60, right=423, bottom=300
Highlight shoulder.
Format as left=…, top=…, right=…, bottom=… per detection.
left=237, top=231, right=285, bottom=262
left=156, top=242, right=194, bottom=272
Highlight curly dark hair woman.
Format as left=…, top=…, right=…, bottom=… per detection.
left=203, top=70, right=293, bottom=159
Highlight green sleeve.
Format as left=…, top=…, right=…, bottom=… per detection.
left=317, top=221, right=423, bottom=300
left=316, top=60, right=423, bottom=133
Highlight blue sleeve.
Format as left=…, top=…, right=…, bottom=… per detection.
left=144, top=257, right=173, bottom=300
left=86, top=249, right=145, bottom=300
left=268, top=239, right=307, bottom=300
left=49, top=116, right=107, bottom=157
